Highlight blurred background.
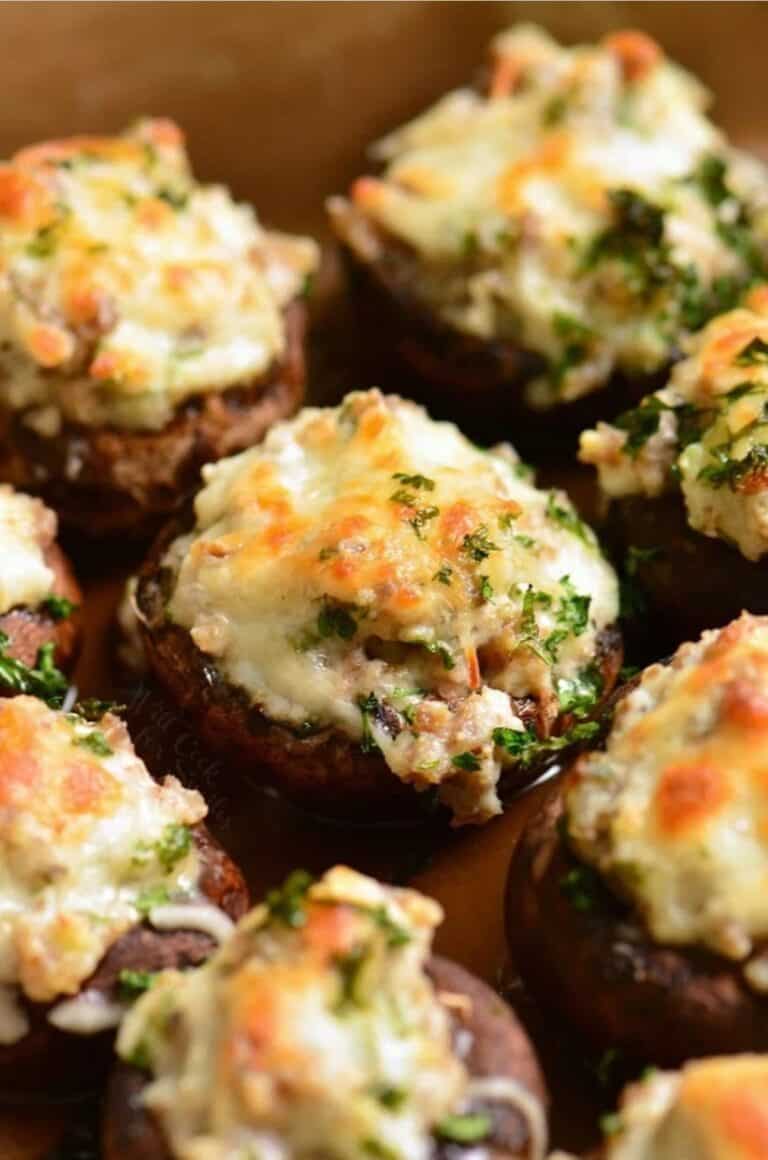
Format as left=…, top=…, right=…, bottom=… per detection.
left=2, top=2, right=766, bottom=236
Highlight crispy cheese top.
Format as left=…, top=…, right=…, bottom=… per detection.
left=333, top=25, right=768, bottom=409
left=601, top=1056, right=768, bottom=1160
left=566, top=614, right=768, bottom=973
left=0, top=485, right=57, bottom=615
left=581, top=286, right=768, bottom=560
left=117, top=867, right=470, bottom=1160
left=0, top=695, right=207, bottom=1003
left=0, top=118, right=317, bottom=431
left=165, top=390, right=618, bottom=824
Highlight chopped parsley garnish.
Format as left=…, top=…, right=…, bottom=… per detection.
left=560, top=864, right=601, bottom=912
left=478, top=575, right=494, bottom=602
left=407, top=506, right=439, bottom=539
left=498, top=511, right=520, bottom=530
left=493, top=720, right=600, bottom=766
left=433, top=564, right=453, bottom=585
left=317, top=599, right=359, bottom=641
left=74, top=697, right=124, bottom=721
left=549, top=311, right=594, bottom=388
left=451, top=751, right=481, bottom=772
left=135, top=884, right=170, bottom=917
left=693, top=154, right=730, bottom=208
left=357, top=692, right=383, bottom=753
left=318, top=545, right=339, bottom=561
left=556, top=663, right=603, bottom=718
left=436, top=1112, right=492, bottom=1144
left=389, top=486, right=439, bottom=539
left=735, top=336, right=768, bottom=366
left=42, top=594, right=77, bottom=620
left=155, top=823, right=192, bottom=871
left=461, top=525, right=499, bottom=562
left=542, top=94, right=566, bottom=127
left=422, top=640, right=455, bottom=670
left=118, top=969, right=155, bottom=998
left=366, top=903, right=411, bottom=947
left=333, top=944, right=369, bottom=1011
left=545, top=492, right=592, bottom=544
left=697, top=443, right=768, bottom=489
left=371, top=1085, right=407, bottom=1110
left=513, top=533, right=537, bottom=549
left=391, top=472, right=435, bottom=491
left=265, top=869, right=314, bottom=928
left=362, top=1139, right=399, bottom=1160
left=0, top=636, right=68, bottom=706
left=614, top=395, right=666, bottom=456
left=73, top=729, right=113, bottom=757
left=582, top=188, right=673, bottom=298
left=155, top=187, right=188, bottom=210
left=26, top=223, right=59, bottom=258
left=600, top=1112, right=625, bottom=1137
left=543, top=576, right=591, bottom=663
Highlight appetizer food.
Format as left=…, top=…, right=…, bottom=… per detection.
left=0, top=694, right=248, bottom=1096
left=135, top=389, right=621, bottom=824
left=582, top=285, right=768, bottom=643
left=0, top=118, right=318, bottom=535
left=105, top=866, right=548, bottom=1160
left=564, top=1054, right=768, bottom=1159
left=329, top=26, right=768, bottom=437
left=509, top=613, right=768, bottom=1065
left=0, top=483, right=81, bottom=694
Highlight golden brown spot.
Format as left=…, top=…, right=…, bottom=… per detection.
left=722, top=677, right=768, bottom=729
left=719, top=1089, right=768, bottom=1157
left=497, top=135, right=568, bottom=215
left=655, top=761, right=730, bottom=837
left=603, top=30, right=662, bottom=81
left=62, top=761, right=109, bottom=814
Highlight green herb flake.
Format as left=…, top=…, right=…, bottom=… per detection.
left=118, top=969, right=155, bottom=998
left=135, top=885, right=170, bottom=917
left=371, top=1085, right=407, bottom=1110
left=74, top=697, right=124, bottom=722
left=26, top=224, right=58, bottom=258
left=42, top=594, right=77, bottom=621
left=422, top=640, right=455, bottom=670
left=433, top=564, right=453, bottom=585
left=600, top=1112, right=625, bottom=1138
left=451, top=751, right=481, bottom=772
left=478, top=575, right=494, bottom=602
left=461, top=525, right=499, bottom=562
left=265, top=869, right=314, bottom=928
left=436, top=1112, right=492, bottom=1144
left=333, top=943, right=369, bottom=1012
left=698, top=444, right=768, bottom=490
left=73, top=730, right=113, bottom=757
left=391, top=472, right=435, bottom=491
left=735, top=336, right=768, bottom=366
left=545, top=492, right=593, bottom=544
left=155, top=823, right=192, bottom=871
left=0, top=637, right=68, bottom=706
left=317, top=599, right=359, bottom=641
left=357, top=692, right=383, bottom=754
left=155, top=187, right=188, bottom=210
left=560, top=864, right=601, bottom=912
left=556, top=663, right=603, bottom=718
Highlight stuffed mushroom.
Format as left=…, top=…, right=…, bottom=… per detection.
left=329, top=26, right=768, bottom=443
left=0, top=118, right=318, bottom=535
left=581, top=284, right=768, bottom=646
left=509, top=613, right=768, bottom=1065
left=105, top=865, right=547, bottom=1160
left=0, top=693, right=248, bottom=1097
left=0, top=483, right=81, bottom=695
left=135, top=389, right=621, bottom=824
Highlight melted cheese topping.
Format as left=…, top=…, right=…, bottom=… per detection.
left=165, top=389, right=618, bottom=824
left=581, top=285, right=768, bottom=560
left=566, top=614, right=768, bottom=972
left=601, top=1055, right=768, bottom=1160
left=0, top=695, right=207, bottom=1004
left=332, top=25, right=768, bottom=409
left=0, top=118, right=318, bottom=431
left=0, top=485, right=56, bottom=614
left=117, top=866, right=472, bottom=1160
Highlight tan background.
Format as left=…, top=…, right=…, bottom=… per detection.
left=0, top=2, right=766, bottom=1155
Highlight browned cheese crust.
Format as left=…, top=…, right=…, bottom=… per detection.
left=0, top=823, right=248, bottom=1100
left=0, top=540, right=82, bottom=674
left=0, top=301, right=307, bottom=537
left=507, top=788, right=768, bottom=1066
left=103, top=953, right=547, bottom=1160
left=134, top=512, right=623, bottom=821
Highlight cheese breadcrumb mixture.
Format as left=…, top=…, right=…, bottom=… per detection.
left=118, top=866, right=536, bottom=1160
left=163, top=390, right=619, bottom=824
left=581, top=285, right=768, bottom=561
left=565, top=614, right=768, bottom=987
left=0, top=118, right=318, bottom=432
left=331, top=25, right=768, bottom=409
left=0, top=485, right=58, bottom=614
left=0, top=695, right=210, bottom=1040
